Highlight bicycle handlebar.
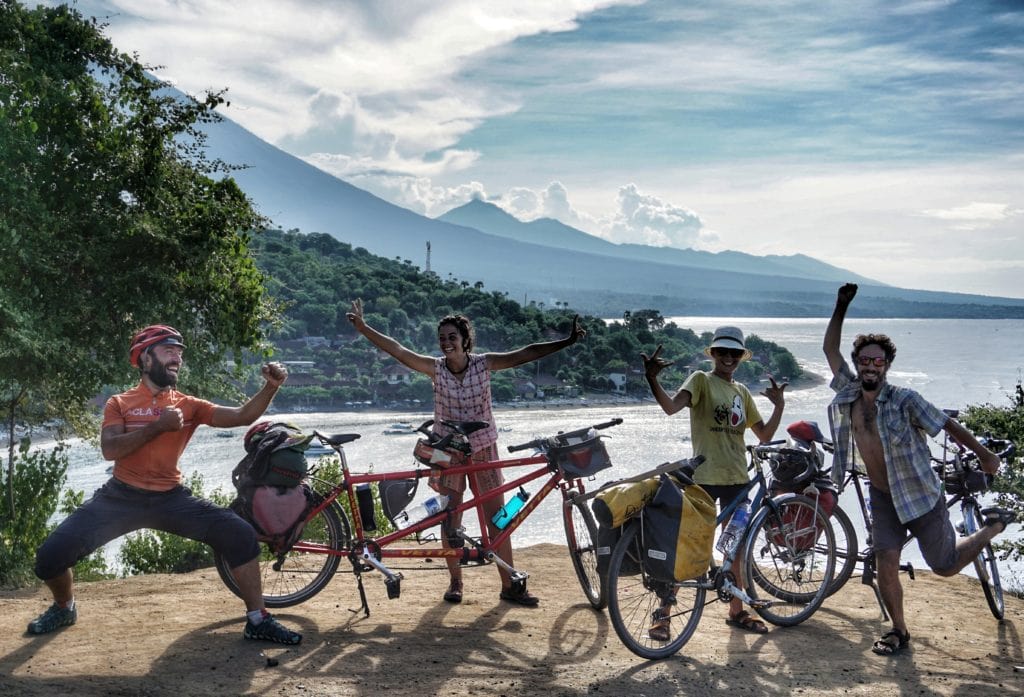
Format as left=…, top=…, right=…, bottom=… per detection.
left=506, top=417, right=623, bottom=453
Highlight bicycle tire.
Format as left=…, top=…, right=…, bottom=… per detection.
left=964, top=502, right=1004, bottom=620
left=215, top=493, right=350, bottom=608
left=563, top=495, right=606, bottom=610
left=606, top=519, right=706, bottom=660
left=824, top=503, right=858, bottom=598
left=744, top=494, right=836, bottom=626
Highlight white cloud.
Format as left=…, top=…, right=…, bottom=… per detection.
left=605, top=184, right=718, bottom=249
left=918, top=202, right=1022, bottom=230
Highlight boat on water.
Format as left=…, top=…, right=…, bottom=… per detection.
left=383, top=422, right=416, bottom=435
left=305, top=444, right=335, bottom=459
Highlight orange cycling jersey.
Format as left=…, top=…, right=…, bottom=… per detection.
left=102, top=382, right=217, bottom=491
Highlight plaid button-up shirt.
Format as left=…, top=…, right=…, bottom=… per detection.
left=827, top=362, right=949, bottom=524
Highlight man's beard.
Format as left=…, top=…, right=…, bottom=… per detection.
left=146, top=356, right=179, bottom=388
left=860, top=374, right=883, bottom=391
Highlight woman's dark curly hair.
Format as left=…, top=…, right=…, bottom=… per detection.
left=438, top=314, right=474, bottom=352
left=852, top=333, right=897, bottom=363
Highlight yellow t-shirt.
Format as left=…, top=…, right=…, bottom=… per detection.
left=681, top=371, right=762, bottom=486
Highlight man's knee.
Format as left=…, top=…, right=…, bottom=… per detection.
left=34, top=532, right=84, bottom=581
left=207, top=512, right=260, bottom=567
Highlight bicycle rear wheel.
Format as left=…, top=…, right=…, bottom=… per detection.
left=744, top=494, right=836, bottom=626
left=964, top=502, right=1004, bottom=620
left=606, top=520, right=706, bottom=660
left=824, top=503, right=857, bottom=598
left=563, top=494, right=606, bottom=609
left=215, top=494, right=350, bottom=608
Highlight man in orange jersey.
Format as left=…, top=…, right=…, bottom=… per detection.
left=28, top=325, right=302, bottom=645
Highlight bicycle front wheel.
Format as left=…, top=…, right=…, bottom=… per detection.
left=744, top=494, right=836, bottom=626
left=215, top=494, right=350, bottom=608
left=964, top=502, right=1004, bottom=620
left=824, top=503, right=858, bottom=598
left=606, top=520, right=706, bottom=660
left=563, top=494, right=606, bottom=609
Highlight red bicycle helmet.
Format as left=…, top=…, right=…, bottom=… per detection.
left=129, top=324, right=185, bottom=367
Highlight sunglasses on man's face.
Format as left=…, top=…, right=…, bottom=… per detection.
left=856, top=356, right=887, bottom=367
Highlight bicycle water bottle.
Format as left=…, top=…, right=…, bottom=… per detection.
left=716, top=501, right=750, bottom=555
left=395, top=494, right=450, bottom=527
left=491, top=487, right=529, bottom=530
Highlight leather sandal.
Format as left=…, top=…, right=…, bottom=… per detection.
left=726, top=610, right=768, bottom=634
left=443, top=578, right=463, bottom=603
left=499, top=580, right=539, bottom=607
left=871, top=628, right=910, bottom=656
left=981, top=507, right=1016, bottom=533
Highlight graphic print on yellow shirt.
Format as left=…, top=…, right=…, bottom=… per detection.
left=681, top=371, right=762, bottom=486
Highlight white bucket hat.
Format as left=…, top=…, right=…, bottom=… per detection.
left=703, top=325, right=753, bottom=361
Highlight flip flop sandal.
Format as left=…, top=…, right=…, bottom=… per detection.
left=726, top=610, right=768, bottom=634
left=871, top=628, right=910, bottom=656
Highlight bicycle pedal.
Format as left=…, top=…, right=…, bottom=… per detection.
left=385, top=576, right=402, bottom=599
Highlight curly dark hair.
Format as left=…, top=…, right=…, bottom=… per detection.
left=438, top=314, right=474, bottom=352
left=851, top=333, right=897, bottom=363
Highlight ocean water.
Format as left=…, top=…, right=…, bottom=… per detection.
left=58, top=317, right=1023, bottom=580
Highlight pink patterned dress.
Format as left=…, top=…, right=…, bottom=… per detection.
left=430, top=354, right=501, bottom=494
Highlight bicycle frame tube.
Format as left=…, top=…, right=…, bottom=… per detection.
left=295, top=447, right=570, bottom=561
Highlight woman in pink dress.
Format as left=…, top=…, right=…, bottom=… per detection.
left=347, top=299, right=585, bottom=606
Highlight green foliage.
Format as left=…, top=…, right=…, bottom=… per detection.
left=960, top=382, right=1024, bottom=562
left=251, top=230, right=803, bottom=408
left=0, top=2, right=278, bottom=446
left=117, top=472, right=234, bottom=575
left=0, top=439, right=67, bottom=586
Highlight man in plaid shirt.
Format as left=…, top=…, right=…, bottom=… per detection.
left=823, top=283, right=1013, bottom=657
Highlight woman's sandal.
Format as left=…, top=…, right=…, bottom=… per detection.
left=443, top=578, right=463, bottom=603
left=871, top=628, right=910, bottom=656
left=725, top=610, right=768, bottom=634
left=499, top=581, right=540, bottom=607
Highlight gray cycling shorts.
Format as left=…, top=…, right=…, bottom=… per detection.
left=869, top=486, right=957, bottom=573
left=34, top=477, right=259, bottom=580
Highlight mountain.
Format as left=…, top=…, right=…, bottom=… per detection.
left=200, top=111, right=1024, bottom=318
left=437, top=199, right=882, bottom=285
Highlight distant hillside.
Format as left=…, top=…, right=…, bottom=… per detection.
left=200, top=107, right=1024, bottom=318
left=437, top=199, right=882, bottom=286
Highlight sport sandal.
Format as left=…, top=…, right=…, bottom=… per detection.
left=871, top=628, right=910, bottom=656
left=981, top=507, right=1016, bottom=533
left=499, top=580, right=539, bottom=607
left=648, top=609, right=671, bottom=642
left=243, top=613, right=302, bottom=645
left=726, top=609, right=768, bottom=634
left=443, top=578, right=463, bottom=603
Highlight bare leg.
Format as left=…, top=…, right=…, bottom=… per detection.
left=44, top=569, right=75, bottom=605
left=935, top=524, right=1001, bottom=577
left=874, top=548, right=907, bottom=635
left=482, top=494, right=514, bottom=589
left=230, top=558, right=266, bottom=612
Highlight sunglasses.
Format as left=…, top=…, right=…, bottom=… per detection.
left=856, top=356, right=887, bottom=367
left=712, top=348, right=745, bottom=358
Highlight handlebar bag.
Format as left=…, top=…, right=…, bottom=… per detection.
left=641, top=474, right=716, bottom=582
left=548, top=435, right=612, bottom=478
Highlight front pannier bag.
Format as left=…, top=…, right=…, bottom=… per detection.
left=641, top=474, right=716, bottom=582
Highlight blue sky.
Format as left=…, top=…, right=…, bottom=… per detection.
left=52, top=1, right=1024, bottom=298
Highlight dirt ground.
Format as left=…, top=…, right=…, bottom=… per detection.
left=1, top=543, right=1021, bottom=696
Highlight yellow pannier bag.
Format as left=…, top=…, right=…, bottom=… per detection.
left=642, top=474, right=717, bottom=582
left=591, top=476, right=660, bottom=529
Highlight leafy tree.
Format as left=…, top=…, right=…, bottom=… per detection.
left=0, top=2, right=276, bottom=444
left=960, top=381, right=1024, bottom=562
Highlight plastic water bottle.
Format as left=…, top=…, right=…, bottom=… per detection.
left=491, top=488, right=529, bottom=530
left=395, top=494, right=450, bottom=527
left=716, top=501, right=750, bottom=555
